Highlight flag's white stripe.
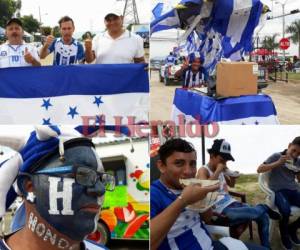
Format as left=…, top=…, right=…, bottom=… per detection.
left=226, top=0, right=252, bottom=44
left=0, top=93, right=149, bottom=125
left=171, top=104, right=279, bottom=125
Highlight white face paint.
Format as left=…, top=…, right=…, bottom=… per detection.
left=26, top=192, right=36, bottom=203
left=48, top=177, right=75, bottom=215
left=28, top=212, right=78, bottom=250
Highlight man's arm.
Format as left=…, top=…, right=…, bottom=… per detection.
left=40, top=35, right=54, bottom=59
left=24, top=48, right=41, bottom=67
left=197, top=165, right=225, bottom=181
left=257, top=154, right=287, bottom=173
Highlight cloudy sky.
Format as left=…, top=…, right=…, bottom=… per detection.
left=20, top=0, right=150, bottom=33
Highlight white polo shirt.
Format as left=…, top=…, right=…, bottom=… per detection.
left=92, top=30, right=144, bottom=64
left=0, top=42, right=40, bottom=68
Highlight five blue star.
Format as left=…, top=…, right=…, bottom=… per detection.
left=255, top=120, right=259, bottom=125
left=41, top=98, right=53, bottom=110
left=93, top=96, right=103, bottom=108
left=42, top=118, right=51, bottom=125
left=68, top=106, right=79, bottom=119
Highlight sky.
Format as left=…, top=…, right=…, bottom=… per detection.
left=20, top=0, right=150, bottom=34
left=188, top=125, right=300, bottom=174
left=150, top=0, right=300, bottom=57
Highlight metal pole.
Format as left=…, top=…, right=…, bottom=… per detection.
left=282, top=3, right=285, bottom=66
left=201, top=126, right=205, bottom=165
left=39, top=6, right=41, bottom=23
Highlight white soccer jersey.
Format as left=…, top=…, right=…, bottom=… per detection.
left=0, top=42, right=40, bottom=68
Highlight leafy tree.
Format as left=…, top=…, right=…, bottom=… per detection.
left=286, top=19, right=300, bottom=57
left=52, top=26, right=60, bottom=38
left=40, top=26, right=52, bottom=36
left=20, top=15, right=40, bottom=33
left=261, top=34, right=279, bottom=51
left=0, top=0, right=21, bottom=27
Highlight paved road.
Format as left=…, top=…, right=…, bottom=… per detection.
left=150, top=70, right=300, bottom=124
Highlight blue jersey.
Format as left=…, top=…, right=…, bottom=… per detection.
left=151, top=180, right=213, bottom=250
left=48, top=38, right=85, bottom=65
left=165, top=55, right=176, bottom=65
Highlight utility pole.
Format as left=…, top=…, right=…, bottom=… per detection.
left=117, top=0, right=140, bottom=25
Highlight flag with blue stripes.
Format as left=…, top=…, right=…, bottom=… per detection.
left=150, top=8, right=180, bottom=34
left=0, top=64, right=149, bottom=125
left=171, top=89, right=279, bottom=125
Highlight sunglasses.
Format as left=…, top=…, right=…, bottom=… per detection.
left=21, top=165, right=115, bottom=191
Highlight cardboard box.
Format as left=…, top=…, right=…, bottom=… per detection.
left=216, top=62, right=258, bottom=97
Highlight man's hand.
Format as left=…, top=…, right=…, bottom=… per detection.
left=216, top=163, right=226, bottom=174
left=182, top=57, right=189, bottom=70
left=24, top=48, right=34, bottom=64
left=84, top=39, right=92, bottom=52
left=45, top=35, right=55, bottom=47
left=180, top=183, right=220, bottom=206
left=278, top=154, right=289, bottom=166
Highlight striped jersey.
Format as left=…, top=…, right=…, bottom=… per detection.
left=48, top=38, right=84, bottom=65
left=151, top=180, right=213, bottom=250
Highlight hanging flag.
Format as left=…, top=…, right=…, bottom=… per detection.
left=0, top=64, right=149, bottom=125
left=150, top=8, right=180, bottom=34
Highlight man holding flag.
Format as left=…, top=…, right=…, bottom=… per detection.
left=0, top=18, right=41, bottom=68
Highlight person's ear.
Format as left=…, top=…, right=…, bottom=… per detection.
left=156, top=159, right=167, bottom=174
left=17, top=175, right=36, bottom=203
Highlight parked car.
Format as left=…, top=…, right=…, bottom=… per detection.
left=293, top=61, right=300, bottom=73
left=159, top=63, right=182, bottom=85
left=150, top=56, right=165, bottom=71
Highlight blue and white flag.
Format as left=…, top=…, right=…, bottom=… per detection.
left=0, top=64, right=149, bottom=125
left=171, top=89, right=279, bottom=125
left=150, top=8, right=180, bottom=34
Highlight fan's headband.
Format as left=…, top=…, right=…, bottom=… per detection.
left=28, top=137, right=95, bottom=174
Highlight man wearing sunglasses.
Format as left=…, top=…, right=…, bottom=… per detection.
left=85, top=10, right=145, bottom=64
left=0, top=127, right=114, bottom=250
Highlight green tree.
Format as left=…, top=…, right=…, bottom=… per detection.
left=261, top=34, right=279, bottom=51
left=40, top=26, right=52, bottom=36
left=286, top=19, right=300, bottom=57
left=0, top=0, right=21, bottom=27
left=52, top=26, right=60, bottom=38
left=20, top=15, right=40, bottom=34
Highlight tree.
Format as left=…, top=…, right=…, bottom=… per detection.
left=52, top=26, right=60, bottom=38
left=286, top=19, right=300, bottom=58
left=261, top=34, right=279, bottom=51
left=0, top=0, right=21, bottom=27
left=40, top=26, right=52, bottom=36
left=20, top=15, right=40, bottom=34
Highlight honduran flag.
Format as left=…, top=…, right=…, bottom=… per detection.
left=0, top=64, right=149, bottom=125
left=171, top=88, right=279, bottom=125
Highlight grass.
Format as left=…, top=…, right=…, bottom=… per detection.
left=268, top=72, right=300, bottom=82
left=226, top=174, right=300, bottom=250
left=288, top=72, right=300, bottom=81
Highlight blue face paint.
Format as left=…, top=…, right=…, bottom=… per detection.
left=32, top=146, right=105, bottom=241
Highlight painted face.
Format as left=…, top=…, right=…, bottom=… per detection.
left=60, top=21, right=75, bottom=43
left=31, top=145, right=105, bottom=241
left=287, top=144, right=300, bottom=160
left=104, top=15, right=123, bottom=33
left=6, top=23, right=23, bottom=45
left=160, top=151, right=197, bottom=190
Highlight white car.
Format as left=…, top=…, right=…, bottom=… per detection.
left=160, top=63, right=182, bottom=85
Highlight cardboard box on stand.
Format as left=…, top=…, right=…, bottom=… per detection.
left=216, top=62, right=258, bottom=97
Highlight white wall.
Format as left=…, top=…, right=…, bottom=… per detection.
left=96, top=139, right=149, bottom=203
